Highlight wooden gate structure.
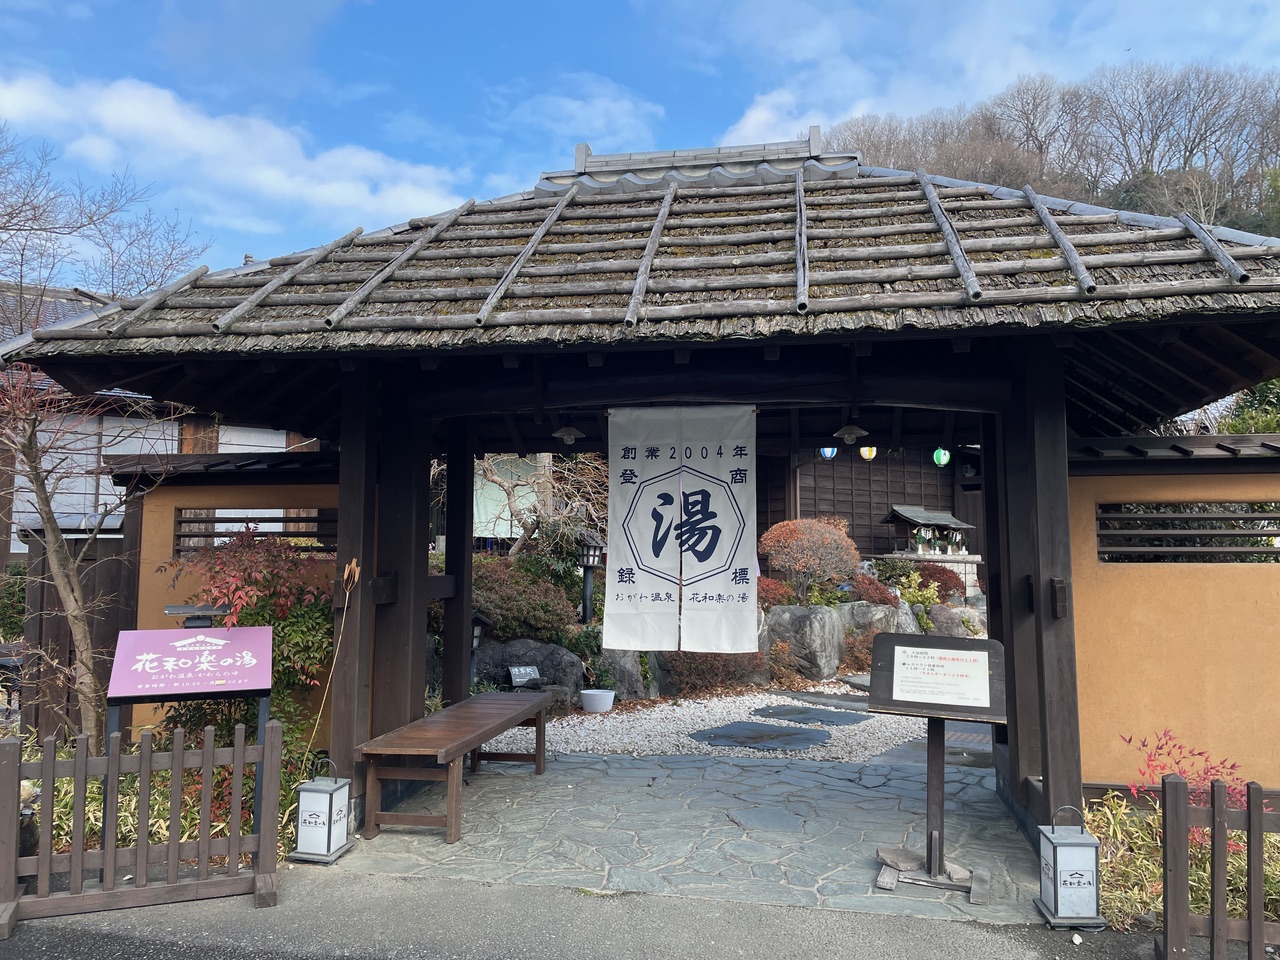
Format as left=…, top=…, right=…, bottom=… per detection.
left=3, top=130, right=1280, bottom=840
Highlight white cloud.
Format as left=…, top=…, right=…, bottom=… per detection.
left=505, top=73, right=664, bottom=154
left=0, top=73, right=468, bottom=238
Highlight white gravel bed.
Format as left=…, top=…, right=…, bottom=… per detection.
left=484, top=691, right=927, bottom=762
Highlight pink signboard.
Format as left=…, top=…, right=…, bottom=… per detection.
left=107, top=627, right=273, bottom=701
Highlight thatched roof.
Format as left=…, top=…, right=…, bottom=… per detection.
left=5, top=131, right=1280, bottom=443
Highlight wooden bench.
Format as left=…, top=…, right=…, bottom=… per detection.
left=356, top=690, right=553, bottom=843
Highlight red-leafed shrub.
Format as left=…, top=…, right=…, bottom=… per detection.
left=841, top=627, right=878, bottom=674
left=472, top=555, right=577, bottom=641
left=917, top=562, right=965, bottom=601
left=758, top=518, right=861, bottom=600
left=665, top=651, right=767, bottom=693
left=756, top=576, right=795, bottom=608
left=847, top=574, right=898, bottom=606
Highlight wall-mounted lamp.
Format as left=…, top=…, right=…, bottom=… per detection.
left=858, top=446, right=877, bottom=461
left=933, top=447, right=952, bottom=467
left=552, top=425, right=585, bottom=446
left=832, top=424, right=868, bottom=444
left=817, top=447, right=839, bottom=460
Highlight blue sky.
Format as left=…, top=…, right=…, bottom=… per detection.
left=1, top=0, right=1278, bottom=272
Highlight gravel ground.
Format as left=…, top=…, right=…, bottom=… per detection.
left=486, top=688, right=929, bottom=761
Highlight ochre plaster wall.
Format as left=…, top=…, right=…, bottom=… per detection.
left=132, top=484, right=339, bottom=743
left=1071, top=474, right=1280, bottom=787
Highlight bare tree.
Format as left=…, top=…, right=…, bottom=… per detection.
left=825, top=61, right=1280, bottom=232
left=0, top=125, right=209, bottom=748
left=476, top=453, right=609, bottom=558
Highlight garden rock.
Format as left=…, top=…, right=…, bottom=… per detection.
left=765, top=604, right=842, bottom=680
left=895, top=600, right=924, bottom=635
left=473, top=637, right=584, bottom=696
left=835, top=600, right=903, bottom=636
left=599, top=649, right=657, bottom=700
left=925, top=603, right=986, bottom=638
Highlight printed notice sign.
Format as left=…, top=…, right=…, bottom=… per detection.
left=108, top=627, right=273, bottom=702
left=891, top=646, right=990, bottom=708
left=868, top=634, right=1006, bottom=723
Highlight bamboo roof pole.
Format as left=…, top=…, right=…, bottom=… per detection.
left=917, top=171, right=983, bottom=301
left=476, top=184, right=581, bottom=324
left=1176, top=213, right=1251, bottom=282
left=210, top=227, right=365, bottom=333
left=325, top=200, right=475, bottom=329
left=104, top=265, right=210, bottom=336
left=1023, top=185, right=1097, bottom=294
left=625, top=181, right=677, bottom=326
left=794, top=172, right=810, bottom=313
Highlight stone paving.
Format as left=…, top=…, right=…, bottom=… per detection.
left=333, top=712, right=1042, bottom=924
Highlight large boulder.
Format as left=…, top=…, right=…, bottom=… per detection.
left=894, top=600, right=924, bottom=635
left=834, top=600, right=903, bottom=636
left=764, top=604, right=842, bottom=680
left=924, top=603, right=986, bottom=638
left=599, top=649, right=658, bottom=701
left=473, top=637, right=585, bottom=697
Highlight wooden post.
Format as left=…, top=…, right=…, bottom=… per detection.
left=998, top=367, right=1044, bottom=808
left=0, top=737, right=19, bottom=937
left=1160, top=774, right=1190, bottom=960
left=331, top=369, right=378, bottom=784
left=442, top=420, right=475, bottom=706
left=371, top=411, right=433, bottom=735
left=1023, top=338, right=1083, bottom=818
left=925, top=717, right=946, bottom=879
left=979, top=414, right=1014, bottom=763
left=254, top=720, right=281, bottom=908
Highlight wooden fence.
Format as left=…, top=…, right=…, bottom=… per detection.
left=1158, top=773, right=1279, bottom=960
left=0, top=720, right=281, bottom=938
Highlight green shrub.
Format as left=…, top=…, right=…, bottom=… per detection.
left=0, top=562, right=24, bottom=641
left=896, top=571, right=940, bottom=631
left=871, top=557, right=917, bottom=586
left=1084, top=730, right=1280, bottom=931
left=473, top=556, right=577, bottom=641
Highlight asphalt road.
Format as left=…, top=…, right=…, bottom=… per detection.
left=0, top=867, right=1163, bottom=960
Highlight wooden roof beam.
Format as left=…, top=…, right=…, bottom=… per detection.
left=104, top=265, right=209, bottom=336
left=625, top=181, right=676, bottom=326
left=794, top=172, right=810, bottom=313
left=326, top=201, right=474, bottom=329
left=1177, top=213, right=1250, bottom=283
left=212, top=227, right=364, bottom=333
left=477, top=184, right=581, bottom=325
left=917, top=171, right=982, bottom=301
left=1023, top=184, right=1097, bottom=295
left=1061, top=352, right=1169, bottom=420
left=1062, top=371, right=1152, bottom=431
left=1071, top=339, right=1184, bottom=406
left=1107, top=330, right=1222, bottom=397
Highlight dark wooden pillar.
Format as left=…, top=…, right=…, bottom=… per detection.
left=370, top=414, right=433, bottom=737
left=1024, top=338, right=1083, bottom=817
left=999, top=372, right=1044, bottom=806
left=979, top=415, right=1012, bottom=763
left=442, top=420, right=474, bottom=706
left=331, top=369, right=378, bottom=784
left=997, top=338, right=1083, bottom=822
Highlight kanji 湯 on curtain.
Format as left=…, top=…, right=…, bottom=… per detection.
left=603, top=406, right=757, bottom=652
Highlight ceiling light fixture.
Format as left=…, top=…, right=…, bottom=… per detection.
left=832, top=424, right=868, bottom=444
